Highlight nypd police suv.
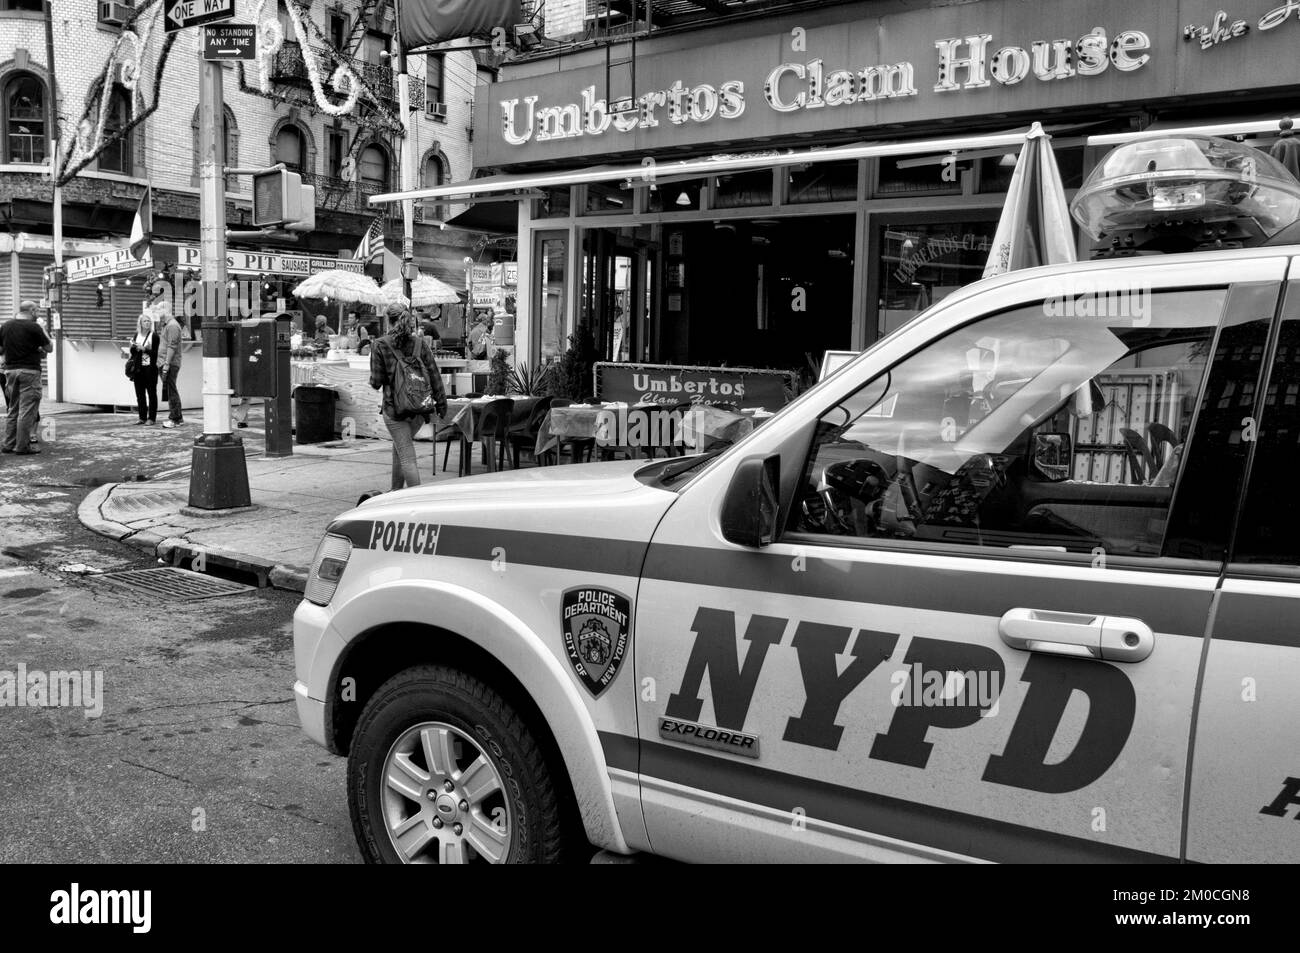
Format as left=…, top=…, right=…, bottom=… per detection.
left=294, top=244, right=1300, bottom=863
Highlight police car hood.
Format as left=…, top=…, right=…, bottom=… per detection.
left=342, top=460, right=677, bottom=537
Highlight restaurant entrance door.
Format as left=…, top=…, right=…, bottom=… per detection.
left=581, top=227, right=656, bottom=365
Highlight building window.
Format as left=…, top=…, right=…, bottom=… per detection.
left=423, top=151, right=446, bottom=188
left=363, top=31, right=389, bottom=66
left=276, top=124, right=305, bottom=173
left=423, top=150, right=447, bottom=217
left=0, top=1, right=45, bottom=11
left=425, top=53, right=444, bottom=107
left=277, top=2, right=295, bottom=41
left=358, top=143, right=389, bottom=193
left=97, top=87, right=134, bottom=176
left=328, top=129, right=346, bottom=179
left=2, top=73, right=45, bottom=164
left=329, top=11, right=348, bottom=50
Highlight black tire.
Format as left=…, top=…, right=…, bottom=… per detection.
left=348, top=665, right=571, bottom=864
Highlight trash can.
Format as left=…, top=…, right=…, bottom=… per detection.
left=293, top=386, right=336, bottom=444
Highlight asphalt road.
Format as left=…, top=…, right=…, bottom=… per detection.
left=0, top=410, right=359, bottom=862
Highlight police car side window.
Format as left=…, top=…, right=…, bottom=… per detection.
left=789, top=290, right=1226, bottom=557
left=1231, top=289, right=1300, bottom=568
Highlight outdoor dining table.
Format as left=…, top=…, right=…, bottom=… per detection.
left=534, top=402, right=771, bottom=462
left=438, top=395, right=541, bottom=476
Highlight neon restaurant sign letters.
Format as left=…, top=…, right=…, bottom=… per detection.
left=499, top=26, right=1152, bottom=146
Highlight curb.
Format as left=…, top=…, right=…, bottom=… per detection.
left=77, top=482, right=310, bottom=594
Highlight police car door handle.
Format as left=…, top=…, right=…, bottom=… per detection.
left=998, top=608, right=1154, bottom=663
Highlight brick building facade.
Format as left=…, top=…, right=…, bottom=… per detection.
left=0, top=0, right=490, bottom=352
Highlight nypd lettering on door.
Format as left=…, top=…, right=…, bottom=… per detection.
left=658, top=605, right=1135, bottom=793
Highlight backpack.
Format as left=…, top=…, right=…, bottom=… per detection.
left=386, top=339, right=436, bottom=420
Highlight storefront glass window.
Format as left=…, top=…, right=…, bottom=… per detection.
left=587, top=180, right=631, bottom=213
left=874, top=156, right=962, bottom=197
left=539, top=187, right=570, bottom=218
left=788, top=160, right=858, bottom=204
left=977, top=145, right=1085, bottom=193
left=714, top=169, right=773, bottom=209
left=586, top=182, right=632, bottom=214
left=649, top=180, right=704, bottom=212
left=538, top=236, right=569, bottom=363
left=877, top=221, right=996, bottom=337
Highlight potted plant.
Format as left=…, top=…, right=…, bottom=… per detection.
left=506, top=359, right=555, bottom=397
left=486, top=347, right=511, bottom=396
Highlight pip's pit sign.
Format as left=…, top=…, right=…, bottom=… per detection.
left=561, top=588, right=631, bottom=697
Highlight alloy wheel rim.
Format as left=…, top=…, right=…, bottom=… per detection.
left=380, top=721, right=512, bottom=864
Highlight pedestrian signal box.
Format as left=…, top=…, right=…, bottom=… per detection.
left=252, top=169, right=315, bottom=232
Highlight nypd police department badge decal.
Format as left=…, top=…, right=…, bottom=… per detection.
left=561, top=587, right=631, bottom=697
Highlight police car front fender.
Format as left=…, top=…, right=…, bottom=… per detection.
left=325, top=579, right=630, bottom=854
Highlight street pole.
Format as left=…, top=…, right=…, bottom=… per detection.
left=188, top=52, right=250, bottom=511
left=394, top=0, right=416, bottom=307
left=44, top=0, right=63, bottom=401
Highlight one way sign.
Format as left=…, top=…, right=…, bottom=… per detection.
left=165, top=0, right=236, bottom=34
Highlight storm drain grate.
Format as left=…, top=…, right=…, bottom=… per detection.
left=89, top=567, right=254, bottom=601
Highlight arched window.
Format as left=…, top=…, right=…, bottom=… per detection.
left=2, top=72, right=45, bottom=164
left=358, top=143, right=388, bottom=193
left=97, top=86, right=134, bottom=175
left=276, top=124, right=305, bottom=173
left=423, top=151, right=446, bottom=188
left=422, top=150, right=448, bottom=219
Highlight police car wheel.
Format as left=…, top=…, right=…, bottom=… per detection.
left=348, top=665, right=567, bottom=864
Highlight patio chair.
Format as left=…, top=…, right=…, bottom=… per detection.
left=435, top=414, right=462, bottom=475
left=509, top=396, right=553, bottom=469
left=461, top=398, right=513, bottom=475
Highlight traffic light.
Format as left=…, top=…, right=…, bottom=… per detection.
left=252, top=169, right=315, bottom=233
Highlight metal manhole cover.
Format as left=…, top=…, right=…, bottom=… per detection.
left=90, top=567, right=254, bottom=601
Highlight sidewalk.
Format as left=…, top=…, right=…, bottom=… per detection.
left=77, top=431, right=469, bottom=593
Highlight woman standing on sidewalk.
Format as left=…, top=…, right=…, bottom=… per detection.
left=127, top=314, right=159, bottom=425
left=369, top=303, right=447, bottom=491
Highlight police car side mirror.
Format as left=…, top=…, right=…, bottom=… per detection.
left=721, top=455, right=781, bottom=548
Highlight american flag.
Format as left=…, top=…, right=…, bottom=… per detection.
left=354, top=218, right=385, bottom=265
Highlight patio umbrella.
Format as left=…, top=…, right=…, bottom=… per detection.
left=983, top=122, right=1078, bottom=278
left=291, top=270, right=388, bottom=307
left=381, top=274, right=462, bottom=308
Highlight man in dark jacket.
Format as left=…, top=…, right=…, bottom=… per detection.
left=1, top=301, right=52, bottom=455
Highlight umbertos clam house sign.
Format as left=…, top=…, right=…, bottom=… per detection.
left=478, top=0, right=1300, bottom=166
left=500, top=27, right=1150, bottom=146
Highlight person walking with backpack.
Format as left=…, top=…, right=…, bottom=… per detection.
left=126, top=313, right=160, bottom=425
left=370, top=303, right=447, bottom=491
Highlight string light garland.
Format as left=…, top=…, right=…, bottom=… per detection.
left=58, top=0, right=176, bottom=187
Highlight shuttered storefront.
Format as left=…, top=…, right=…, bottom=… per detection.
left=1, top=253, right=13, bottom=320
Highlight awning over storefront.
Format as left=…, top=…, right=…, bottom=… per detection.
left=369, top=131, right=1035, bottom=206
left=444, top=202, right=519, bottom=235
left=372, top=116, right=1300, bottom=210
